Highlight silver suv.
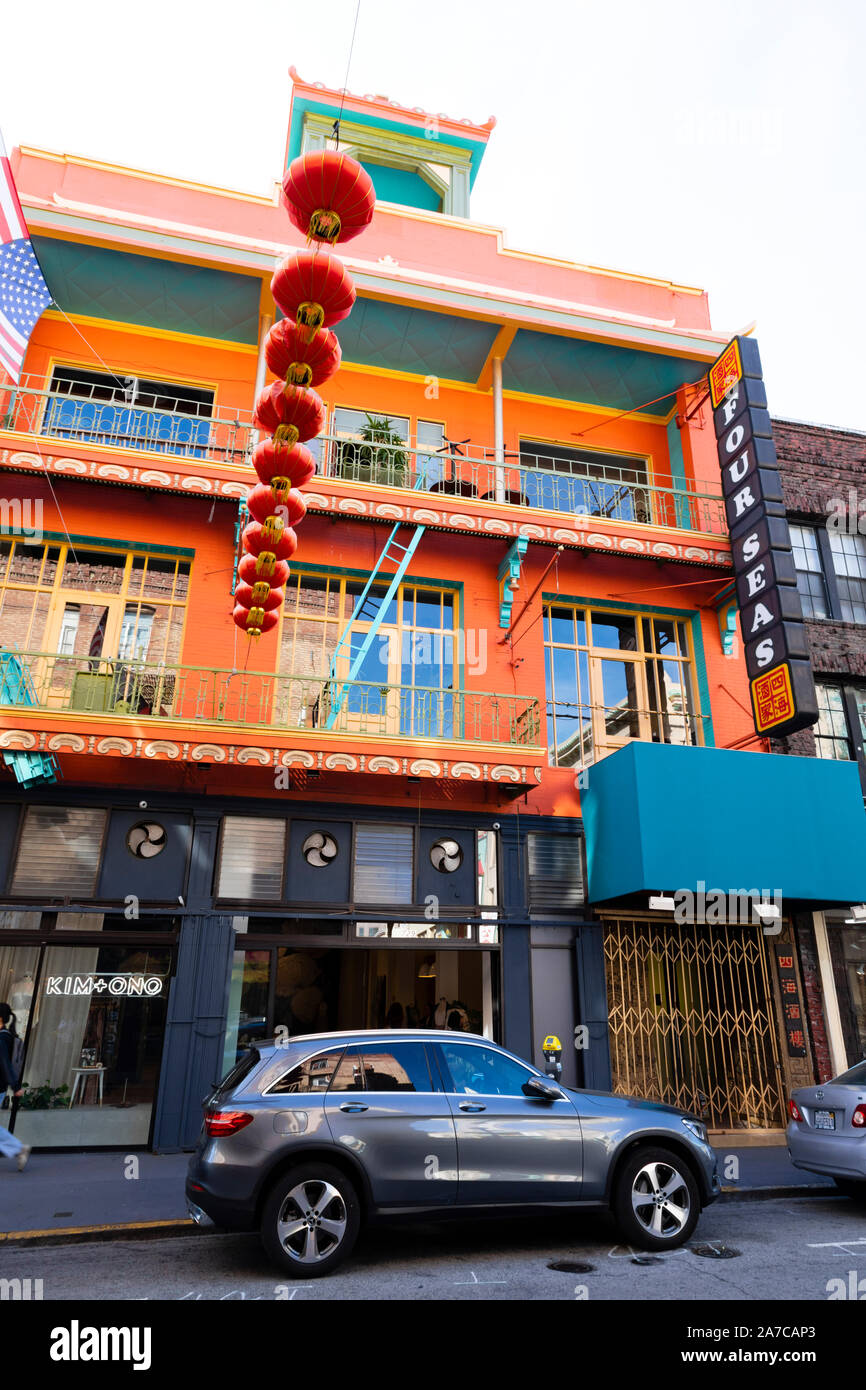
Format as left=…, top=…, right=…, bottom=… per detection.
left=186, top=1030, right=720, bottom=1277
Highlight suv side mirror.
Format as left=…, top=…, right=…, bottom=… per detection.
left=522, top=1077, right=563, bottom=1101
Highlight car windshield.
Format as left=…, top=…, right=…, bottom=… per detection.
left=833, top=1059, right=866, bottom=1086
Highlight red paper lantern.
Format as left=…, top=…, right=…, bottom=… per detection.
left=237, top=552, right=290, bottom=588
left=246, top=483, right=307, bottom=527
left=252, top=439, right=316, bottom=491
left=271, top=250, right=355, bottom=335
left=234, top=582, right=285, bottom=612
left=243, top=521, right=298, bottom=562
left=232, top=604, right=279, bottom=639
left=265, top=320, right=342, bottom=388
left=282, top=150, right=375, bottom=245
left=253, top=382, right=325, bottom=445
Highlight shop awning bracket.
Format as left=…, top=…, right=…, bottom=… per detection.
left=497, top=536, right=528, bottom=628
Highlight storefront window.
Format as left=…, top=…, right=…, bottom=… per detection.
left=476, top=830, right=498, bottom=906
left=13, top=944, right=171, bottom=1148
left=222, top=948, right=271, bottom=1075
left=220, top=941, right=497, bottom=1068
left=0, top=945, right=40, bottom=1134
left=355, top=923, right=472, bottom=939
left=827, top=917, right=866, bottom=1064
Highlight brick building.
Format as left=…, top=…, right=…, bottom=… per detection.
left=770, top=418, right=866, bottom=1079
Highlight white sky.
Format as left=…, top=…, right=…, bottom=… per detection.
left=5, top=0, right=865, bottom=430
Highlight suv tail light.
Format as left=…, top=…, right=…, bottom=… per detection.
left=788, top=1099, right=804, bottom=1122
left=204, top=1108, right=253, bottom=1136
left=852, top=1104, right=866, bottom=1128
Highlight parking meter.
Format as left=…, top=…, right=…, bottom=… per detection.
left=542, top=1034, right=562, bottom=1083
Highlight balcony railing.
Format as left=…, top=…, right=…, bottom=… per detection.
left=0, top=651, right=541, bottom=747
left=317, top=434, right=727, bottom=535
left=0, top=376, right=255, bottom=464
left=0, top=376, right=726, bottom=534
left=547, top=700, right=710, bottom=767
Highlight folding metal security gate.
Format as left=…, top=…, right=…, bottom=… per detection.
left=602, top=916, right=788, bottom=1130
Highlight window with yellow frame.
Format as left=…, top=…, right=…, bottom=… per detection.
left=0, top=539, right=191, bottom=667
left=279, top=571, right=457, bottom=738
left=543, top=602, right=703, bottom=766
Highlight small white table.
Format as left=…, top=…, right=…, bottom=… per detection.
left=68, top=1066, right=105, bottom=1107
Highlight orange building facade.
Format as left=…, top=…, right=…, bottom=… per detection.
left=1, top=71, right=861, bottom=1151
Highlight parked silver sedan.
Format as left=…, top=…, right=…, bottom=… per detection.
left=187, top=1029, right=720, bottom=1276
left=787, top=1059, right=866, bottom=1198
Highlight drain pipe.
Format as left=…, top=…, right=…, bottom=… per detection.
left=252, top=311, right=273, bottom=447
left=492, top=355, right=506, bottom=502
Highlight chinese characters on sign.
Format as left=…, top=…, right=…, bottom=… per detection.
left=775, top=947, right=807, bottom=1057
left=708, top=335, right=818, bottom=738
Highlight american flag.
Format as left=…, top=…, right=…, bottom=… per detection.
left=0, top=134, right=52, bottom=381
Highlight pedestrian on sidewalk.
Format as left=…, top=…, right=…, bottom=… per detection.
left=0, top=1002, right=30, bottom=1172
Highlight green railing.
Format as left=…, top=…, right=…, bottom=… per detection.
left=0, top=652, right=541, bottom=747
left=547, top=700, right=711, bottom=766
left=318, top=434, right=727, bottom=535
left=0, top=377, right=727, bottom=535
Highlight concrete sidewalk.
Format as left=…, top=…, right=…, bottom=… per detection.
left=0, top=1151, right=191, bottom=1238
left=710, top=1141, right=834, bottom=1197
left=0, top=1143, right=835, bottom=1243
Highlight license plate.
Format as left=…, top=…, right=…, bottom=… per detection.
left=814, top=1109, right=835, bottom=1130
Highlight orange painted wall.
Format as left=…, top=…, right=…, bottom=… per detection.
left=23, top=315, right=257, bottom=418
left=19, top=476, right=754, bottom=819
left=23, top=318, right=696, bottom=498
left=311, top=365, right=676, bottom=489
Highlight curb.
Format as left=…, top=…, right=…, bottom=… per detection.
left=0, top=1186, right=840, bottom=1246
left=718, top=1183, right=836, bottom=1203
left=0, top=1218, right=211, bottom=1248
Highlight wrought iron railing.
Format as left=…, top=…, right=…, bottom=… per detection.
left=0, top=651, right=541, bottom=747
left=546, top=700, right=710, bottom=766
left=0, top=375, right=255, bottom=464
left=316, top=433, right=727, bottom=535
left=0, top=378, right=726, bottom=534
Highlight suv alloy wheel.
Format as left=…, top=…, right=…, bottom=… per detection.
left=613, top=1146, right=700, bottom=1251
left=261, top=1163, right=361, bottom=1277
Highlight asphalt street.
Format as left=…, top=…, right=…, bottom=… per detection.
left=3, top=1192, right=865, bottom=1302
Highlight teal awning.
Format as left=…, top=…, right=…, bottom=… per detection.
left=582, top=742, right=866, bottom=906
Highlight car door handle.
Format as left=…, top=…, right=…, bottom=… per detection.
left=459, top=1102, right=486, bottom=1112
left=339, top=1102, right=369, bottom=1113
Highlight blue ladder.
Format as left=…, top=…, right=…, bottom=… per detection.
left=323, top=520, right=426, bottom=729
left=0, top=650, right=59, bottom=787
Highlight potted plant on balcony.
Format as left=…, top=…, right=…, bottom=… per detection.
left=340, top=414, right=408, bottom=487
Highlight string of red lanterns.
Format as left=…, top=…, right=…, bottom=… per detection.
left=234, top=150, right=376, bottom=640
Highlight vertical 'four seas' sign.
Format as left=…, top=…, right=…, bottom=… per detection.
left=709, top=337, right=818, bottom=738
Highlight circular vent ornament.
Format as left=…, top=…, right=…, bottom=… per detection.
left=303, top=832, right=338, bottom=867
left=126, top=822, right=167, bottom=859
left=430, top=838, right=462, bottom=873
